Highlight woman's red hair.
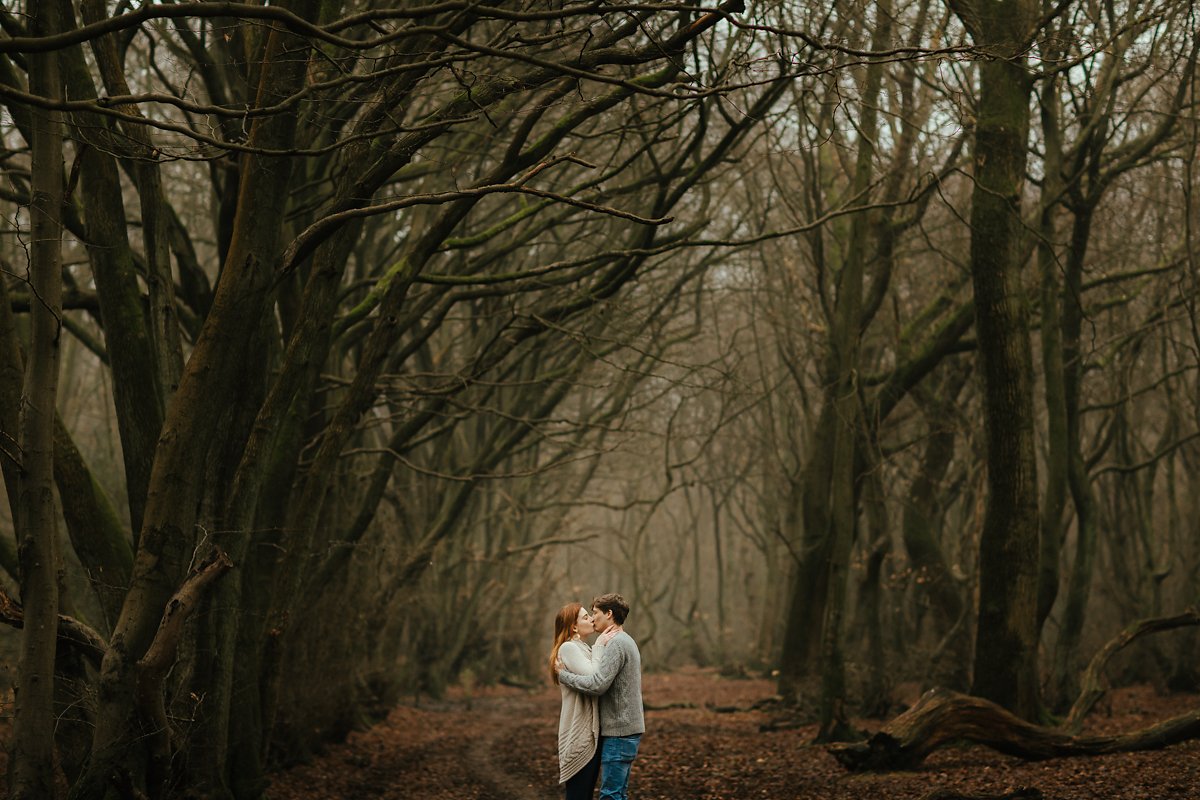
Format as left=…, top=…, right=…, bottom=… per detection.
left=548, top=602, right=583, bottom=685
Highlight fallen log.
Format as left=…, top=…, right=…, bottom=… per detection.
left=829, top=607, right=1200, bottom=771
left=828, top=687, right=1200, bottom=771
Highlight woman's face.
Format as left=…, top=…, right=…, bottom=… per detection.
left=574, top=607, right=595, bottom=638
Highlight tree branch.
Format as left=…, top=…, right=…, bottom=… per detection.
left=0, top=585, right=107, bottom=668
left=135, top=547, right=233, bottom=795
left=1064, top=608, right=1200, bottom=732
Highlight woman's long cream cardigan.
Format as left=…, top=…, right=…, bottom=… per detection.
left=557, top=639, right=600, bottom=783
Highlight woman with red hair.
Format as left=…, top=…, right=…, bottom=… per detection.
left=549, top=602, right=599, bottom=799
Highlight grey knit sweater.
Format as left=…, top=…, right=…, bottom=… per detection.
left=558, top=630, right=645, bottom=737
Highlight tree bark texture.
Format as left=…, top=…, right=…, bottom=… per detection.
left=0, top=274, right=25, bottom=578
left=902, top=366, right=971, bottom=689
left=136, top=549, right=233, bottom=799
left=11, top=2, right=65, bottom=795
left=955, top=0, right=1042, bottom=721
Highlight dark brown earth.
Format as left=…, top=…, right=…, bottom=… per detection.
left=268, top=668, right=1200, bottom=800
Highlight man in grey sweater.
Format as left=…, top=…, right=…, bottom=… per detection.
left=557, top=592, right=644, bottom=800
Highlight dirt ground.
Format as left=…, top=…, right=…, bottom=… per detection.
left=268, top=668, right=1200, bottom=800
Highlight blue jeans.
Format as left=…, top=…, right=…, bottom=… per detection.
left=599, top=734, right=641, bottom=800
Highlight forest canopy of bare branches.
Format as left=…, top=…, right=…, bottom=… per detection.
left=1, top=0, right=1199, bottom=797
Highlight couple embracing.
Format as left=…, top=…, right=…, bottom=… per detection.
left=549, top=592, right=644, bottom=800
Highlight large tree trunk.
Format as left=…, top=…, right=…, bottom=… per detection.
left=954, top=0, right=1042, bottom=721
left=71, top=9, right=318, bottom=797
left=197, top=219, right=358, bottom=799
left=10, top=2, right=65, bottom=795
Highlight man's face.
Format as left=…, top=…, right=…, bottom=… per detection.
left=592, top=606, right=614, bottom=633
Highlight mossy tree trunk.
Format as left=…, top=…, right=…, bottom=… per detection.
left=951, top=0, right=1042, bottom=721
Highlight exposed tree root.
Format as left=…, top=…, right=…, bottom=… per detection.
left=709, top=696, right=783, bottom=714
left=644, top=701, right=698, bottom=710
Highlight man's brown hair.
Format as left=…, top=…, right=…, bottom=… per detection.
left=593, top=592, right=630, bottom=625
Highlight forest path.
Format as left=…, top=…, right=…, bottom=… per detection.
left=268, top=670, right=1200, bottom=800
left=268, top=678, right=567, bottom=800
left=464, top=692, right=560, bottom=800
